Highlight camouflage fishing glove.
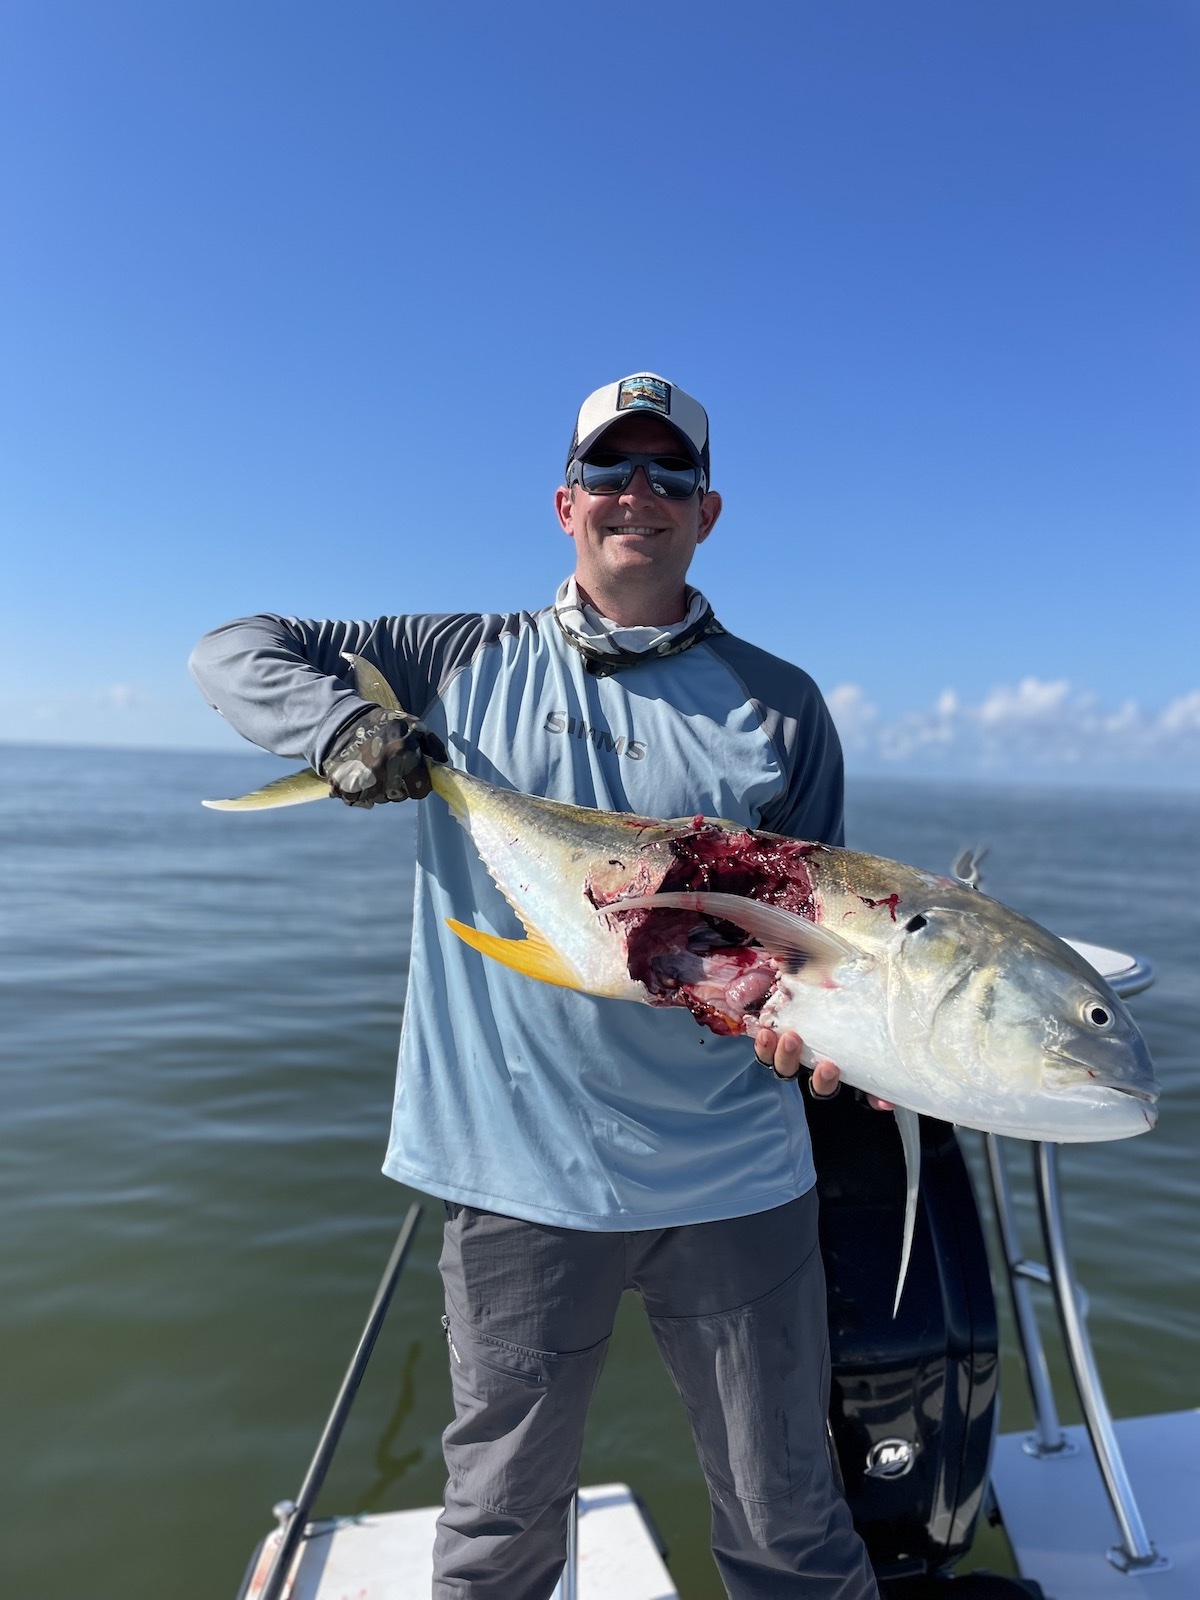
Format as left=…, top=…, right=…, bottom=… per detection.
left=323, top=708, right=448, bottom=807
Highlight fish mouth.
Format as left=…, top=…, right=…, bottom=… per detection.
left=1112, top=1089, right=1159, bottom=1132
left=1042, top=1049, right=1159, bottom=1103
left=1031, top=1070, right=1160, bottom=1137
left=1108, top=1083, right=1159, bottom=1105
left=1039, top=1053, right=1160, bottom=1134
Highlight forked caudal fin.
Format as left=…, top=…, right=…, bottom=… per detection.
left=202, top=652, right=401, bottom=810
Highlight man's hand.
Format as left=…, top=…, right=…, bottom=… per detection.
left=323, top=708, right=448, bottom=807
left=754, top=1025, right=894, bottom=1110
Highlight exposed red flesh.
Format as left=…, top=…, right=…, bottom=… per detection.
left=589, top=824, right=824, bottom=1037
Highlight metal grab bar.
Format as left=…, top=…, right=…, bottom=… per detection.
left=551, top=1491, right=579, bottom=1600
left=985, top=1136, right=1170, bottom=1575
left=1035, top=1143, right=1170, bottom=1574
left=985, top=1134, right=1073, bottom=1459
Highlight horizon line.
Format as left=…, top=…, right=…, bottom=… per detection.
left=2, top=738, right=1196, bottom=800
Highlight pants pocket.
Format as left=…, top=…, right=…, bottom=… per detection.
left=441, top=1309, right=608, bottom=1515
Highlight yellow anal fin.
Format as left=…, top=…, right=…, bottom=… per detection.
left=445, top=918, right=584, bottom=992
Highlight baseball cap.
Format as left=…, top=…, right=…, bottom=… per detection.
left=566, top=373, right=710, bottom=490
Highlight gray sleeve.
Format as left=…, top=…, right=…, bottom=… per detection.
left=706, top=634, right=845, bottom=846
left=189, top=610, right=525, bottom=772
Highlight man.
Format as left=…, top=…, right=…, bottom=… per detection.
left=191, top=373, right=880, bottom=1599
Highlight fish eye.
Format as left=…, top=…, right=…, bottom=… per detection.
left=904, top=914, right=928, bottom=933
left=1081, top=1000, right=1114, bottom=1030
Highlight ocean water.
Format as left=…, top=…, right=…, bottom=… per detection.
left=1, top=744, right=1196, bottom=1600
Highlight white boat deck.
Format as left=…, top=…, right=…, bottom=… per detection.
left=240, top=1418, right=1200, bottom=1598
left=241, top=1482, right=679, bottom=1600
left=992, top=1410, right=1200, bottom=1599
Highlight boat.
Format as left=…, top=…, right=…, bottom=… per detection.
left=235, top=939, right=1197, bottom=1600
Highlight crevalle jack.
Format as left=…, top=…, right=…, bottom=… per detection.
left=204, top=655, right=1159, bottom=1313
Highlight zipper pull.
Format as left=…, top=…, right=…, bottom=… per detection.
left=441, top=1314, right=462, bottom=1364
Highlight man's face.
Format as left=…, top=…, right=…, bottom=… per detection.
left=554, top=414, right=722, bottom=622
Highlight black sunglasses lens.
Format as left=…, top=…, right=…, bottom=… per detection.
left=579, top=453, right=633, bottom=495
left=646, top=458, right=699, bottom=499
left=579, top=453, right=699, bottom=499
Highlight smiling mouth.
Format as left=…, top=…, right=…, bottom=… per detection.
left=606, top=525, right=666, bottom=536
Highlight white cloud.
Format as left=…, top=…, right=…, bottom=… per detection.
left=1161, top=690, right=1200, bottom=734
left=826, top=678, right=1200, bottom=784
left=935, top=689, right=958, bottom=717
left=825, top=683, right=878, bottom=742
left=977, top=677, right=1071, bottom=725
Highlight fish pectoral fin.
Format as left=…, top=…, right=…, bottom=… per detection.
left=609, top=891, right=863, bottom=985
left=202, top=768, right=331, bottom=810
left=892, top=1106, right=921, bottom=1318
left=445, top=918, right=585, bottom=992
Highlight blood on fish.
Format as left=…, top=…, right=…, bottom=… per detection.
left=860, top=893, right=901, bottom=921
left=590, top=825, right=820, bottom=1038
left=659, top=824, right=817, bottom=914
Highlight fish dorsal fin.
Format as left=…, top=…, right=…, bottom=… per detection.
left=202, top=768, right=331, bottom=811
left=343, top=651, right=402, bottom=712
left=445, top=918, right=585, bottom=992
left=892, top=1105, right=921, bottom=1317
left=609, top=891, right=862, bottom=985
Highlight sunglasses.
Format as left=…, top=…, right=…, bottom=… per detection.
left=569, top=450, right=704, bottom=500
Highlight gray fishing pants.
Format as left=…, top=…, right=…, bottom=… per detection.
left=432, top=1191, right=879, bottom=1600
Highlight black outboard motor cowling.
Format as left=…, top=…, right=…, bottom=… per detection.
left=806, top=1091, right=1000, bottom=1585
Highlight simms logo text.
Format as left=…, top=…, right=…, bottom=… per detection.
left=544, top=712, right=645, bottom=760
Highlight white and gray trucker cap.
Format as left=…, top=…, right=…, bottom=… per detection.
left=566, top=373, right=710, bottom=489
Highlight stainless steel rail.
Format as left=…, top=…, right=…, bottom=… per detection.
left=985, top=1133, right=1074, bottom=1459
left=1035, top=1141, right=1170, bottom=1574
left=983, top=949, right=1170, bottom=1575
left=551, top=1492, right=580, bottom=1600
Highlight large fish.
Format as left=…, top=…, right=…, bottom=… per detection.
left=205, top=656, right=1159, bottom=1311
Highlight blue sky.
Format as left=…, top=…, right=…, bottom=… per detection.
left=2, top=1, right=1197, bottom=786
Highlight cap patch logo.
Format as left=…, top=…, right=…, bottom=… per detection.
left=617, top=375, right=670, bottom=416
